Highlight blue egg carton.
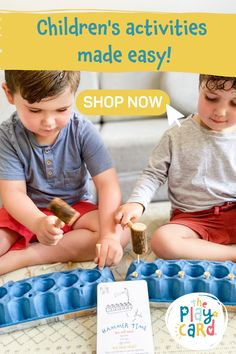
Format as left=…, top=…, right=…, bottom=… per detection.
left=125, top=259, right=236, bottom=307
left=0, top=266, right=114, bottom=334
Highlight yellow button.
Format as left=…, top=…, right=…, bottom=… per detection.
left=46, top=160, right=52, bottom=166
left=76, top=89, right=170, bottom=116
left=48, top=171, right=53, bottom=176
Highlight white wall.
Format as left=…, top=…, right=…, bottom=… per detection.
left=0, top=72, right=15, bottom=123
left=0, top=0, right=235, bottom=13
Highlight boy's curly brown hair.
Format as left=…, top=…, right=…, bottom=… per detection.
left=4, top=70, right=80, bottom=103
left=199, top=74, right=236, bottom=91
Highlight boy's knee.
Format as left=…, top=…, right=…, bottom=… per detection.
left=151, top=226, right=178, bottom=259
left=0, top=230, right=18, bottom=256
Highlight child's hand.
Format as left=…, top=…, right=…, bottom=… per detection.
left=115, top=202, right=144, bottom=228
left=94, top=238, right=123, bottom=269
left=34, top=215, right=65, bottom=246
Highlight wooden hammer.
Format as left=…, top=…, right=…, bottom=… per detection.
left=48, top=198, right=80, bottom=227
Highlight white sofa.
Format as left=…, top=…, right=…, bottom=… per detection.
left=0, top=71, right=199, bottom=203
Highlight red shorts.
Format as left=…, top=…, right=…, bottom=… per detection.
left=168, top=202, right=236, bottom=244
left=0, top=201, right=97, bottom=250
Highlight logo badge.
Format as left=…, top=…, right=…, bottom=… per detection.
left=165, top=293, right=228, bottom=350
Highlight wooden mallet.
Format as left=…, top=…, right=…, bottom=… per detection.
left=48, top=198, right=80, bottom=227
left=127, top=221, right=147, bottom=263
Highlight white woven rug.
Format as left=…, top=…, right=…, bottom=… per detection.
left=0, top=202, right=236, bottom=354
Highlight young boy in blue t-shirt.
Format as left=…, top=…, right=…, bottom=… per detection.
left=0, top=70, right=129, bottom=274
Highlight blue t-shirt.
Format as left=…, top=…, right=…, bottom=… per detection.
left=0, top=111, right=112, bottom=207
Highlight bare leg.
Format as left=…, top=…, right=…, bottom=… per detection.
left=0, top=210, right=130, bottom=275
left=72, top=210, right=130, bottom=249
left=151, top=224, right=236, bottom=262
left=0, top=229, right=100, bottom=275
left=0, top=229, right=19, bottom=256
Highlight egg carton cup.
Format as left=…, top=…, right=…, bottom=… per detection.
left=125, top=259, right=236, bottom=309
left=0, top=266, right=114, bottom=334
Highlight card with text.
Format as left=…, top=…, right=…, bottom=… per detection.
left=97, top=280, right=154, bottom=354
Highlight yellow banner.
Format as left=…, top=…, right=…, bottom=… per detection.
left=0, top=11, right=235, bottom=75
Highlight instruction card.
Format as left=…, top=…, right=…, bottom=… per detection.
left=97, top=280, right=154, bottom=354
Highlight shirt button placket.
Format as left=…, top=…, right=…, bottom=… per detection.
left=44, top=149, right=54, bottom=179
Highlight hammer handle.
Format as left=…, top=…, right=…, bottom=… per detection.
left=55, top=218, right=63, bottom=228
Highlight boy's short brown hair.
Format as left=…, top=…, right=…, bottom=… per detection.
left=4, top=70, right=80, bottom=103
left=199, top=74, right=236, bottom=91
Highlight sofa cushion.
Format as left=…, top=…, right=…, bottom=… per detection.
left=76, top=71, right=101, bottom=124
left=101, top=118, right=169, bottom=202
left=118, top=171, right=168, bottom=203
left=100, top=118, right=169, bottom=173
left=159, top=72, right=199, bottom=116
left=100, top=72, right=161, bottom=122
